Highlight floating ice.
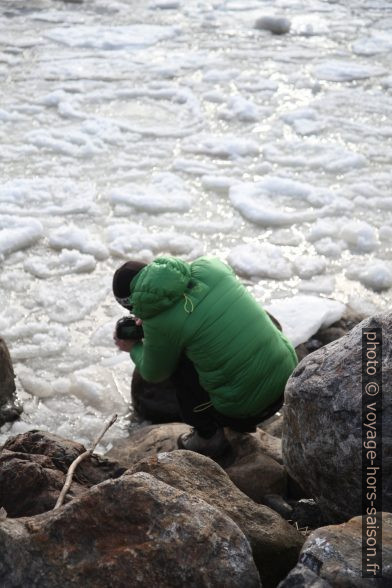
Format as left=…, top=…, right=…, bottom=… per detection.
left=265, top=295, right=346, bottom=347
left=110, top=172, right=192, bottom=214
left=218, top=95, right=260, bottom=122
left=24, top=250, right=96, bottom=279
left=49, top=226, right=109, bottom=260
left=182, top=135, right=259, bottom=159
left=313, top=60, right=386, bottom=82
left=263, top=142, right=366, bottom=173
left=107, top=222, right=204, bottom=260
left=3, top=322, right=70, bottom=361
left=0, top=217, right=43, bottom=260
left=313, top=237, right=346, bottom=258
left=26, top=128, right=105, bottom=159
left=34, top=277, right=110, bottom=324
left=298, top=275, right=336, bottom=295
left=352, top=32, right=392, bottom=56
left=339, top=220, right=379, bottom=253
left=44, top=25, right=177, bottom=50
left=229, top=176, right=340, bottom=227
left=201, top=175, right=238, bottom=194
left=292, top=256, right=326, bottom=279
left=0, top=178, right=98, bottom=217
left=346, top=260, right=392, bottom=292
left=227, top=243, right=292, bottom=280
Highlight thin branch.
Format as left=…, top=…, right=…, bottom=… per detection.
left=54, top=414, right=118, bottom=510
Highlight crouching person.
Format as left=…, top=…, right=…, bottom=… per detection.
left=113, top=256, right=298, bottom=458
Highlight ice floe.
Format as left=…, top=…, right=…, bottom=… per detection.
left=227, top=243, right=292, bottom=280
left=265, top=295, right=346, bottom=347
left=110, top=172, right=192, bottom=213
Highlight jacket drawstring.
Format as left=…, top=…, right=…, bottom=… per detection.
left=193, top=400, right=213, bottom=413
left=183, top=293, right=194, bottom=314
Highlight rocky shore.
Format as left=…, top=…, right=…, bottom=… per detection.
left=0, top=309, right=391, bottom=586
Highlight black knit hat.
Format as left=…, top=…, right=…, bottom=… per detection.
left=112, top=260, right=147, bottom=309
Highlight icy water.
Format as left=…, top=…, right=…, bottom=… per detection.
left=0, top=0, right=391, bottom=450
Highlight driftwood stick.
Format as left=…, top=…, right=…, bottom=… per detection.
left=54, top=413, right=118, bottom=510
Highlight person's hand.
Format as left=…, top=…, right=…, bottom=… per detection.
left=113, top=333, right=137, bottom=353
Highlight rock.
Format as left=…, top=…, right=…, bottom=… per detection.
left=279, top=513, right=392, bottom=587
left=131, top=368, right=182, bottom=423
left=0, top=337, right=22, bottom=426
left=107, top=422, right=190, bottom=465
left=291, top=499, right=326, bottom=531
left=2, top=430, right=123, bottom=486
left=129, top=450, right=304, bottom=587
left=0, top=431, right=125, bottom=516
left=260, top=412, right=284, bottom=438
left=0, top=472, right=261, bottom=587
left=283, top=311, right=392, bottom=522
left=278, top=563, right=332, bottom=587
left=255, top=427, right=283, bottom=464
left=255, top=16, right=291, bottom=35
left=262, top=494, right=293, bottom=520
left=0, top=449, right=85, bottom=517
left=225, top=429, right=286, bottom=502
left=108, top=423, right=287, bottom=502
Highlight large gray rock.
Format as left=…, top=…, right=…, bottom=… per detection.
left=129, top=449, right=304, bottom=587
left=0, top=472, right=261, bottom=588
left=279, top=513, right=392, bottom=587
left=283, top=312, right=391, bottom=522
left=0, top=338, right=21, bottom=426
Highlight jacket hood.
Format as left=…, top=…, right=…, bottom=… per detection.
left=129, top=257, right=192, bottom=319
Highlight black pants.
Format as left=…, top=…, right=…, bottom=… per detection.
left=171, top=355, right=284, bottom=438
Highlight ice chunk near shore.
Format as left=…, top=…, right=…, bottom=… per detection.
left=24, top=250, right=96, bottom=279
left=313, top=60, right=386, bottom=82
left=218, top=96, right=260, bottom=122
left=0, top=217, right=43, bottom=260
left=265, top=295, right=346, bottom=347
left=49, top=225, right=109, bottom=260
left=346, top=260, right=392, bottom=292
left=107, top=222, right=204, bottom=261
left=227, top=243, right=292, bottom=280
left=3, top=323, right=70, bottom=361
left=229, top=177, right=336, bottom=227
left=110, top=172, right=192, bottom=214
left=182, top=135, right=259, bottom=159
left=293, top=256, right=326, bottom=279
left=44, top=25, right=177, bottom=50
left=339, top=220, right=379, bottom=253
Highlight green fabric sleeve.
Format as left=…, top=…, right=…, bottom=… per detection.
left=129, top=328, right=181, bottom=383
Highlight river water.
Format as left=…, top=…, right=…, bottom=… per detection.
left=0, top=0, right=391, bottom=450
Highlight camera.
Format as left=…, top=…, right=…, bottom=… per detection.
left=115, top=316, right=144, bottom=340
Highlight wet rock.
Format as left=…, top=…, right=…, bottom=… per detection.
left=279, top=513, right=392, bottom=587
left=108, top=423, right=287, bottom=502
left=131, top=368, right=182, bottom=423
left=2, top=430, right=123, bottom=486
left=0, top=472, right=261, bottom=588
left=283, top=311, right=392, bottom=521
left=255, top=16, right=291, bottom=35
left=129, top=450, right=304, bottom=588
left=0, top=337, right=22, bottom=426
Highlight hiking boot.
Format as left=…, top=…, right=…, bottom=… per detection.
left=178, top=428, right=229, bottom=458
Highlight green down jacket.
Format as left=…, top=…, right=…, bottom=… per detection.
left=129, top=256, right=298, bottom=418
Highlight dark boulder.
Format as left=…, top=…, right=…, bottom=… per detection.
left=0, top=472, right=261, bottom=587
